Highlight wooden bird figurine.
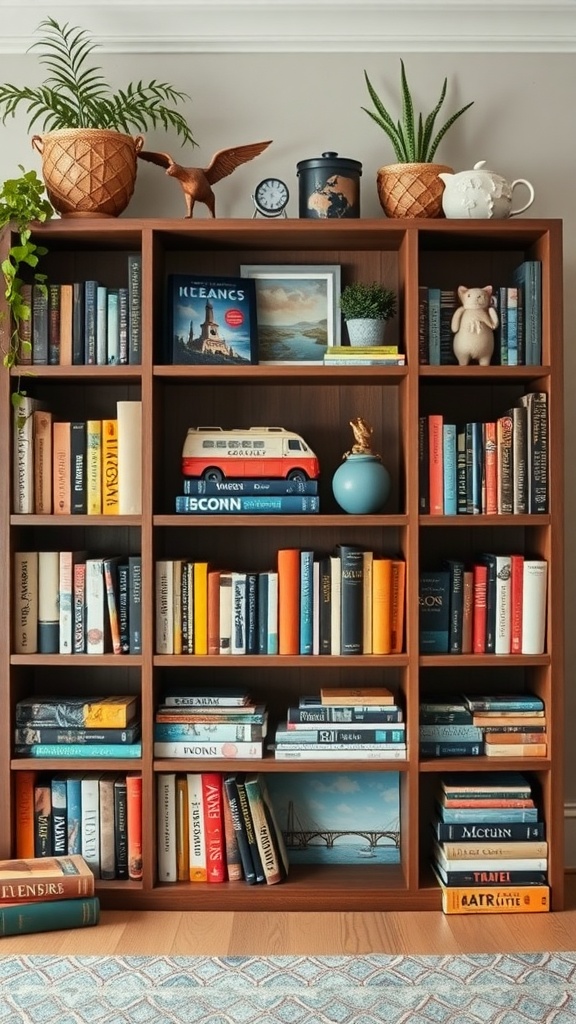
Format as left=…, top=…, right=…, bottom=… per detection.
left=138, top=140, right=272, bottom=217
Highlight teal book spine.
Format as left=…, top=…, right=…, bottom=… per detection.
left=175, top=494, right=320, bottom=514
left=299, top=550, right=314, bottom=655
left=442, top=423, right=457, bottom=516
left=15, top=743, right=142, bottom=758
left=66, top=776, right=82, bottom=854
left=427, top=287, right=441, bottom=365
left=0, top=897, right=100, bottom=936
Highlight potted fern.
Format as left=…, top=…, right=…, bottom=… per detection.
left=0, top=18, right=196, bottom=218
left=362, top=60, right=473, bottom=218
left=339, top=281, right=397, bottom=346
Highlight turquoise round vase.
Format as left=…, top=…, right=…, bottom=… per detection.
left=332, top=452, right=391, bottom=514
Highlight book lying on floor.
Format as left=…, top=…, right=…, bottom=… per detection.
left=0, top=896, right=100, bottom=936
left=0, top=854, right=94, bottom=904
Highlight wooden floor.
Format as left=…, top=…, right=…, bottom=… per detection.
left=3, top=874, right=576, bottom=956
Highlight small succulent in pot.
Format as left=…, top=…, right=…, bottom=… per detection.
left=340, top=281, right=397, bottom=322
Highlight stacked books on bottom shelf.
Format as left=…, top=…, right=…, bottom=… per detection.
left=0, top=854, right=99, bottom=936
left=154, top=688, right=266, bottom=759
left=272, top=688, right=406, bottom=761
left=157, top=771, right=288, bottom=885
left=431, top=772, right=549, bottom=914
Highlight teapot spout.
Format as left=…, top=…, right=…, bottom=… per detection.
left=438, top=173, right=453, bottom=185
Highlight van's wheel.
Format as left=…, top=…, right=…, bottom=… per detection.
left=287, top=469, right=307, bottom=482
left=203, top=468, right=223, bottom=482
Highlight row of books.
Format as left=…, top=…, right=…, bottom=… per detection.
left=154, top=687, right=266, bottom=759
left=419, top=392, right=548, bottom=517
left=419, top=556, right=548, bottom=656
left=14, top=695, right=141, bottom=760
left=273, top=688, right=406, bottom=761
left=323, top=345, right=405, bottom=367
left=418, top=260, right=542, bottom=366
left=14, top=551, right=142, bottom=657
left=431, top=771, right=549, bottom=914
left=14, top=770, right=143, bottom=881
left=420, top=694, right=547, bottom=759
left=158, top=771, right=289, bottom=886
left=19, top=255, right=142, bottom=366
left=0, top=854, right=100, bottom=937
left=155, top=547, right=406, bottom=657
left=13, top=397, right=142, bottom=516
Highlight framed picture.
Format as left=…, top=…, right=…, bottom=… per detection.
left=240, top=264, right=341, bottom=364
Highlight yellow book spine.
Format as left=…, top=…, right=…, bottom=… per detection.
left=102, top=419, right=119, bottom=514
left=193, top=562, right=209, bottom=656
left=176, top=775, right=190, bottom=882
left=440, top=884, right=549, bottom=914
left=372, top=558, right=392, bottom=655
left=86, top=420, right=102, bottom=514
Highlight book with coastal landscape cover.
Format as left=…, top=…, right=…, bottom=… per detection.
left=265, top=772, right=400, bottom=866
left=168, top=275, right=257, bottom=365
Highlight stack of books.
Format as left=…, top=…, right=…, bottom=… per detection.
left=14, top=695, right=141, bottom=759
left=431, top=771, right=549, bottom=914
left=273, top=688, right=406, bottom=761
left=157, top=770, right=288, bottom=885
left=154, top=688, right=266, bottom=759
left=0, top=854, right=99, bottom=936
left=419, top=694, right=546, bottom=759
left=175, top=476, right=320, bottom=515
left=323, top=345, right=405, bottom=366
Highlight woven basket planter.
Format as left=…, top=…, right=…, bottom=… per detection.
left=32, top=128, right=144, bottom=218
left=376, top=162, right=452, bottom=219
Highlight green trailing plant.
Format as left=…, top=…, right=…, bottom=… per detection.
left=362, top=60, right=473, bottom=163
left=340, top=281, right=397, bottom=321
left=0, top=17, right=196, bottom=145
left=0, top=167, right=53, bottom=405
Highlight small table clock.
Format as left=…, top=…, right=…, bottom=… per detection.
left=252, top=178, right=289, bottom=218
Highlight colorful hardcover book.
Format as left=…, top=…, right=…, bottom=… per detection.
left=337, top=544, right=364, bottom=655
left=287, top=705, right=402, bottom=725
left=96, top=285, right=108, bottom=365
left=220, top=779, right=243, bottom=881
left=80, top=774, right=100, bottom=877
left=99, top=774, right=117, bottom=879
left=34, top=779, right=52, bottom=857
left=13, top=551, right=38, bottom=654
left=15, top=771, right=37, bottom=858
left=276, top=724, right=405, bottom=744
left=103, top=556, right=123, bottom=655
left=435, top=876, right=549, bottom=914
left=107, top=288, right=120, bottom=365
left=154, top=721, right=265, bottom=742
left=52, top=420, right=71, bottom=514
left=463, top=695, right=543, bottom=713
left=16, top=695, right=138, bottom=728
left=186, top=772, right=207, bottom=881
left=126, top=773, right=143, bottom=880
left=497, top=413, right=513, bottom=514
left=51, top=777, right=67, bottom=856
left=202, top=773, right=226, bottom=883
left=169, top=274, right=257, bottom=365
left=428, top=414, right=444, bottom=515
left=183, top=477, right=318, bottom=496
left=32, top=282, right=49, bottom=364
left=85, top=557, right=109, bottom=654
left=13, top=395, right=45, bottom=514
left=0, top=896, right=100, bottom=935
left=511, top=404, right=528, bottom=514
left=442, top=559, right=464, bottom=655
left=86, top=419, right=102, bottom=514
left=512, top=260, right=541, bottom=365
left=17, top=724, right=142, bottom=745
left=102, top=419, right=119, bottom=514
left=84, top=280, right=99, bottom=364
left=483, top=420, right=498, bottom=515
left=235, top=776, right=265, bottom=883
left=69, top=420, right=87, bottom=514
left=117, top=400, right=142, bottom=515
left=72, top=281, right=85, bottom=365
left=38, top=550, right=59, bottom=654
left=129, top=555, right=142, bottom=654
left=66, top=775, right=82, bottom=855
left=278, top=548, right=300, bottom=655
left=157, top=773, right=178, bottom=882
left=506, top=286, right=519, bottom=366
left=419, top=571, right=450, bottom=653
left=273, top=747, right=406, bottom=761
left=521, top=559, right=548, bottom=654
left=418, top=415, right=430, bottom=513
left=118, top=286, right=129, bottom=364
left=117, top=562, right=130, bottom=654
left=176, top=774, right=190, bottom=882
left=18, top=282, right=33, bottom=365
left=436, top=804, right=539, bottom=823
left=16, top=743, right=142, bottom=758
left=299, top=550, right=314, bottom=655
left=153, top=740, right=262, bottom=758
left=442, top=423, right=457, bottom=515
left=372, top=557, right=392, bottom=655
left=518, top=391, right=548, bottom=513
left=222, top=775, right=256, bottom=884
left=244, top=773, right=289, bottom=884
left=33, top=408, right=53, bottom=514
left=113, top=774, right=129, bottom=879
left=175, top=494, right=319, bottom=514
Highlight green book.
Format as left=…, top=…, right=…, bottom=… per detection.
left=0, top=896, right=100, bottom=936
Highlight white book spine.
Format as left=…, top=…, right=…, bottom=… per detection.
left=155, top=560, right=174, bottom=654
left=81, top=774, right=101, bottom=878
left=218, top=572, right=232, bottom=654
left=186, top=773, right=207, bottom=881
left=273, top=747, right=406, bottom=761
left=231, top=572, right=246, bottom=655
left=38, top=550, right=60, bottom=654
left=13, top=397, right=41, bottom=514
left=13, top=551, right=38, bottom=653
left=157, top=773, right=178, bottom=882
left=85, top=557, right=106, bottom=654
left=312, top=559, right=320, bottom=656
left=117, top=400, right=142, bottom=514
left=494, top=554, right=512, bottom=654
left=521, top=560, right=548, bottom=654
left=436, top=855, right=547, bottom=872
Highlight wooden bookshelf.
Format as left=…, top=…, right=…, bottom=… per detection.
left=0, top=217, right=564, bottom=911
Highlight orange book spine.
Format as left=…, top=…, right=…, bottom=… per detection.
left=472, top=563, right=488, bottom=653
left=440, top=883, right=549, bottom=914
left=484, top=742, right=547, bottom=758
left=483, top=420, right=498, bottom=514
left=390, top=559, right=406, bottom=654
left=484, top=732, right=546, bottom=744
left=510, top=553, right=524, bottom=654
left=52, top=420, right=71, bottom=515
left=442, top=798, right=535, bottom=808
left=59, top=283, right=73, bottom=365
left=277, top=548, right=300, bottom=655
left=428, top=414, right=444, bottom=515
left=102, top=419, right=119, bottom=514
left=207, top=569, right=221, bottom=655
left=15, top=771, right=37, bottom=859
left=33, top=410, right=53, bottom=514
left=372, top=558, right=392, bottom=655
left=126, top=773, right=143, bottom=880
left=193, top=562, right=209, bottom=656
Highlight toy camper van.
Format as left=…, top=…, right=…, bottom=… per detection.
left=182, top=426, right=319, bottom=481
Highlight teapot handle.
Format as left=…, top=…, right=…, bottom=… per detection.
left=510, top=179, right=535, bottom=217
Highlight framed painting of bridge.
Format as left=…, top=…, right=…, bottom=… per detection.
left=266, top=772, right=400, bottom=865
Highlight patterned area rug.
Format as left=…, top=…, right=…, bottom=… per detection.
left=1, top=953, right=576, bottom=1023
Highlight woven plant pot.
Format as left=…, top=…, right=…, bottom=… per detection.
left=376, top=162, right=453, bottom=219
left=32, top=128, right=144, bottom=218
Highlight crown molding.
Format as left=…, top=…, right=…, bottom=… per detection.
left=2, top=1, right=576, bottom=54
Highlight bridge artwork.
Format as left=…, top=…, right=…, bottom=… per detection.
left=283, top=802, right=400, bottom=850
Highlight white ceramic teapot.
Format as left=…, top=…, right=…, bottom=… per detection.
left=439, top=161, right=535, bottom=219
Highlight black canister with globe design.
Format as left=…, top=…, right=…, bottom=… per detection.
left=296, top=152, right=362, bottom=218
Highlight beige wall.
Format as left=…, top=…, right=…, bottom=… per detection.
left=1, top=47, right=574, bottom=839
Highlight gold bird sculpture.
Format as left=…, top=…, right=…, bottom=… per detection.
left=138, top=140, right=272, bottom=217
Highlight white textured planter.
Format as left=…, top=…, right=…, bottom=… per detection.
left=345, top=318, right=386, bottom=347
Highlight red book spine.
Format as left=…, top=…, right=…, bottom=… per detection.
left=277, top=548, right=300, bottom=654
left=126, top=773, right=143, bottom=880
left=202, top=773, right=225, bottom=883
left=510, top=554, right=524, bottom=654
left=472, top=563, right=488, bottom=653
left=428, top=414, right=444, bottom=515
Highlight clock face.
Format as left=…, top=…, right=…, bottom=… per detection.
left=254, top=178, right=289, bottom=215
